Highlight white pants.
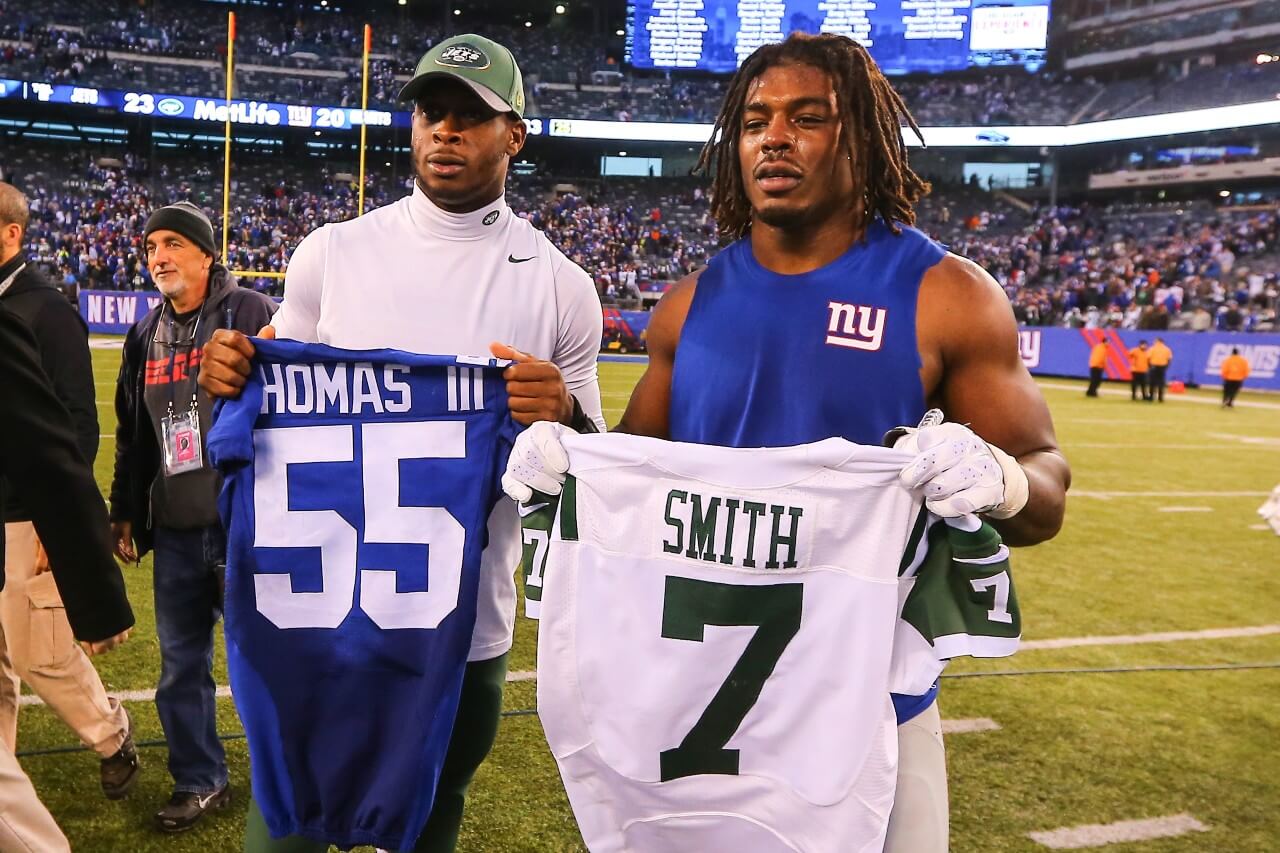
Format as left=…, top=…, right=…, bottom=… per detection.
left=885, top=700, right=949, bottom=853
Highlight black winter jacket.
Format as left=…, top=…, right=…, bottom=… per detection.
left=0, top=254, right=98, bottom=522
left=0, top=303, right=134, bottom=640
left=108, top=266, right=276, bottom=557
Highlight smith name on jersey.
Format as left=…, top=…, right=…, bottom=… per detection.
left=208, top=338, right=518, bottom=851
left=519, top=430, right=1023, bottom=853
left=525, top=432, right=921, bottom=853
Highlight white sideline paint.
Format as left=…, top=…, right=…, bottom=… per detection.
left=941, top=718, right=1000, bottom=734
left=1156, top=506, right=1213, bottom=513
left=1038, top=381, right=1280, bottom=410
left=1029, top=813, right=1209, bottom=849
left=1021, top=624, right=1280, bottom=651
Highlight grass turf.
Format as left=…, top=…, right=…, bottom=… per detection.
left=14, top=347, right=1276, bottom=851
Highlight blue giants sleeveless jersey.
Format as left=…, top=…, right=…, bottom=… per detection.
left=668, top=220, right=947, bottom=721
left=207, top=339, right=518, bottom=851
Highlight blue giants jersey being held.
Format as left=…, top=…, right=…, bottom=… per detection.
left=668, top=220, right=947, bottom=721
left=207, top=339, right=518, bottom=851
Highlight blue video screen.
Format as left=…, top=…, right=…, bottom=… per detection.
left=626, top=0, right=1050, bottom=75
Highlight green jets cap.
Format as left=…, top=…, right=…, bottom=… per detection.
left=398, top=34, right=525, bottom=118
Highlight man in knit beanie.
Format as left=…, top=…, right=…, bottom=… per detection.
left=109, top=201, right=276, bottom=832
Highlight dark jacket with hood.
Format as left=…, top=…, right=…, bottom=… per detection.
left=108, top=265, right=276, bottom=557
left=0, top=253, right=99, bottom=522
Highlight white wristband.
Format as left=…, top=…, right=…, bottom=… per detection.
left=985, top=443, right=1029, bottom=520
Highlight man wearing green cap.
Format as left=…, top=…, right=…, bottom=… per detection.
left=109, top=201, right=276, bottom=832
left=198, top=34, right=604, bottom=853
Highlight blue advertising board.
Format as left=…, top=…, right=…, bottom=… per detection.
left=4, top=78, right=400, bottom=130
left=75, top=292, right=1280, bottom=393
left=1017, top=327, right=1280, bottom=392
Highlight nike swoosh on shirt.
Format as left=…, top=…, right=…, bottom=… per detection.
left=518, top=502, right=550, bottom=517
left=508, top=255, right=535, bottom=264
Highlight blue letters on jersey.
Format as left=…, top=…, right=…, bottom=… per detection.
left=668, top=220, right=947, bottom=723
left=208, top=339, right=518, bottom=851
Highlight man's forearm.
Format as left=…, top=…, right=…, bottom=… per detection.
left=989, top=449, right=1069, bottom=547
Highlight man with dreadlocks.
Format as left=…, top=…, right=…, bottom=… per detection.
left=505, top=31, right=1069, bottom=852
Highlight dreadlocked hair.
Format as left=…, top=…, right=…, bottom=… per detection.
left=696, top=31, right=930, bottom=242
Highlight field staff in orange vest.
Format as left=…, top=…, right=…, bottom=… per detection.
left=1147, top=337, right=1173, bottom=403
left=1086, top=339, right=1108, bottom=397
left=1128, top=340, right=1151, bottom=402
left=1220, top=347, right=1250, bottom=408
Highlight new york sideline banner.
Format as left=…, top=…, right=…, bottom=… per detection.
left=1018, top=326, right=1280, bottom=392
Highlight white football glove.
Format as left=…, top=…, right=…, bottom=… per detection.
left=502, top=421, right=570, bottom=504
left=894, top=419, right=1029, bottom=520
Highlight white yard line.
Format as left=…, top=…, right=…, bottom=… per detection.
left=1067, top=443, right=1280, bottom=450
left=1037, top=381, right=1280, bottom=410
left=1156, top=506, right=1213, bottom=513
left=1072, top=490, right=1269, bottom=499
left=20, top=685, right=232, bottom=707
left=1205, top=432, right=1280, bottom=446
left=1021, top=625, right=1280, bottom=651
left=1028, top=813, right=1209, bottom=849
left=941, top=718, right=1000, bottom=734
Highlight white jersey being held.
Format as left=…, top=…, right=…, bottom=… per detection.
left=272, top=183, right=604, bottom=660
left=527, top=432, right=922, bottom=853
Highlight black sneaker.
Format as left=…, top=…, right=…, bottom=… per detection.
left=154, top=784, right=232, bottom=833
left=100, top=715, right=140, bottom=800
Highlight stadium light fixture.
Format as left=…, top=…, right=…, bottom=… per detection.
left=453, top=8, right=461, bottom=15
left=618, top=150, right=627, bottom=155
left=525, top=20, right=533, bottom=27
left=1219, top=189, right=1231, bottom=197
left=398, top=0, right=407, bottom=5
left=555, top=4, right=566, bottom=13
left=615, top=28, right=625, bottom=36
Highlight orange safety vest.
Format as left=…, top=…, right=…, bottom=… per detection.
left=1148, top=342, right=1172, bottom=367
left=1089, top=342, right=1108, bottom=369
left=1129, top=347, right=1150, bottom=373
left=1221, top=354, right=1250, bottom=382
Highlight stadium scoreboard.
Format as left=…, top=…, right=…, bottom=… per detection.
left=625, top=0, right=1049, bottom=74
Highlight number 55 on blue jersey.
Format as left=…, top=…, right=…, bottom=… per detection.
left=207, top=338, right=518, bottom=852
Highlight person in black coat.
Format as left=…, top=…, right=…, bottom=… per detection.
left=0, top=181, right=139, bottom=800
left=0, top=301, right=134, bottom=852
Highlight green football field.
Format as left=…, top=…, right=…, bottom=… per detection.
left=18, top=345, right=1278, bottom=852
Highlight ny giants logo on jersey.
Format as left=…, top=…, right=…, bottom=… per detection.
left=1018, top=330, right=1042, bottom=368
left=825, top=301, right=887, bottom=351
left=660, top=488, right=810, bottom=570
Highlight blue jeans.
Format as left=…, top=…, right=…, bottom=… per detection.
left=152, top=525, right=228, bottom=795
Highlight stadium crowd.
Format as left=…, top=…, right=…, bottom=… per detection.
left=2, top=146, right=1276, bottom=333
left=3, top=0, right=1279, bottom=125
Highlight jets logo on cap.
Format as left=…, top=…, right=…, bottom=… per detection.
left=437, top=44, right=490, bottom=69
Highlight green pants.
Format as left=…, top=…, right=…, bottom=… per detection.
left=244, top=653, right=509, bottom=853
